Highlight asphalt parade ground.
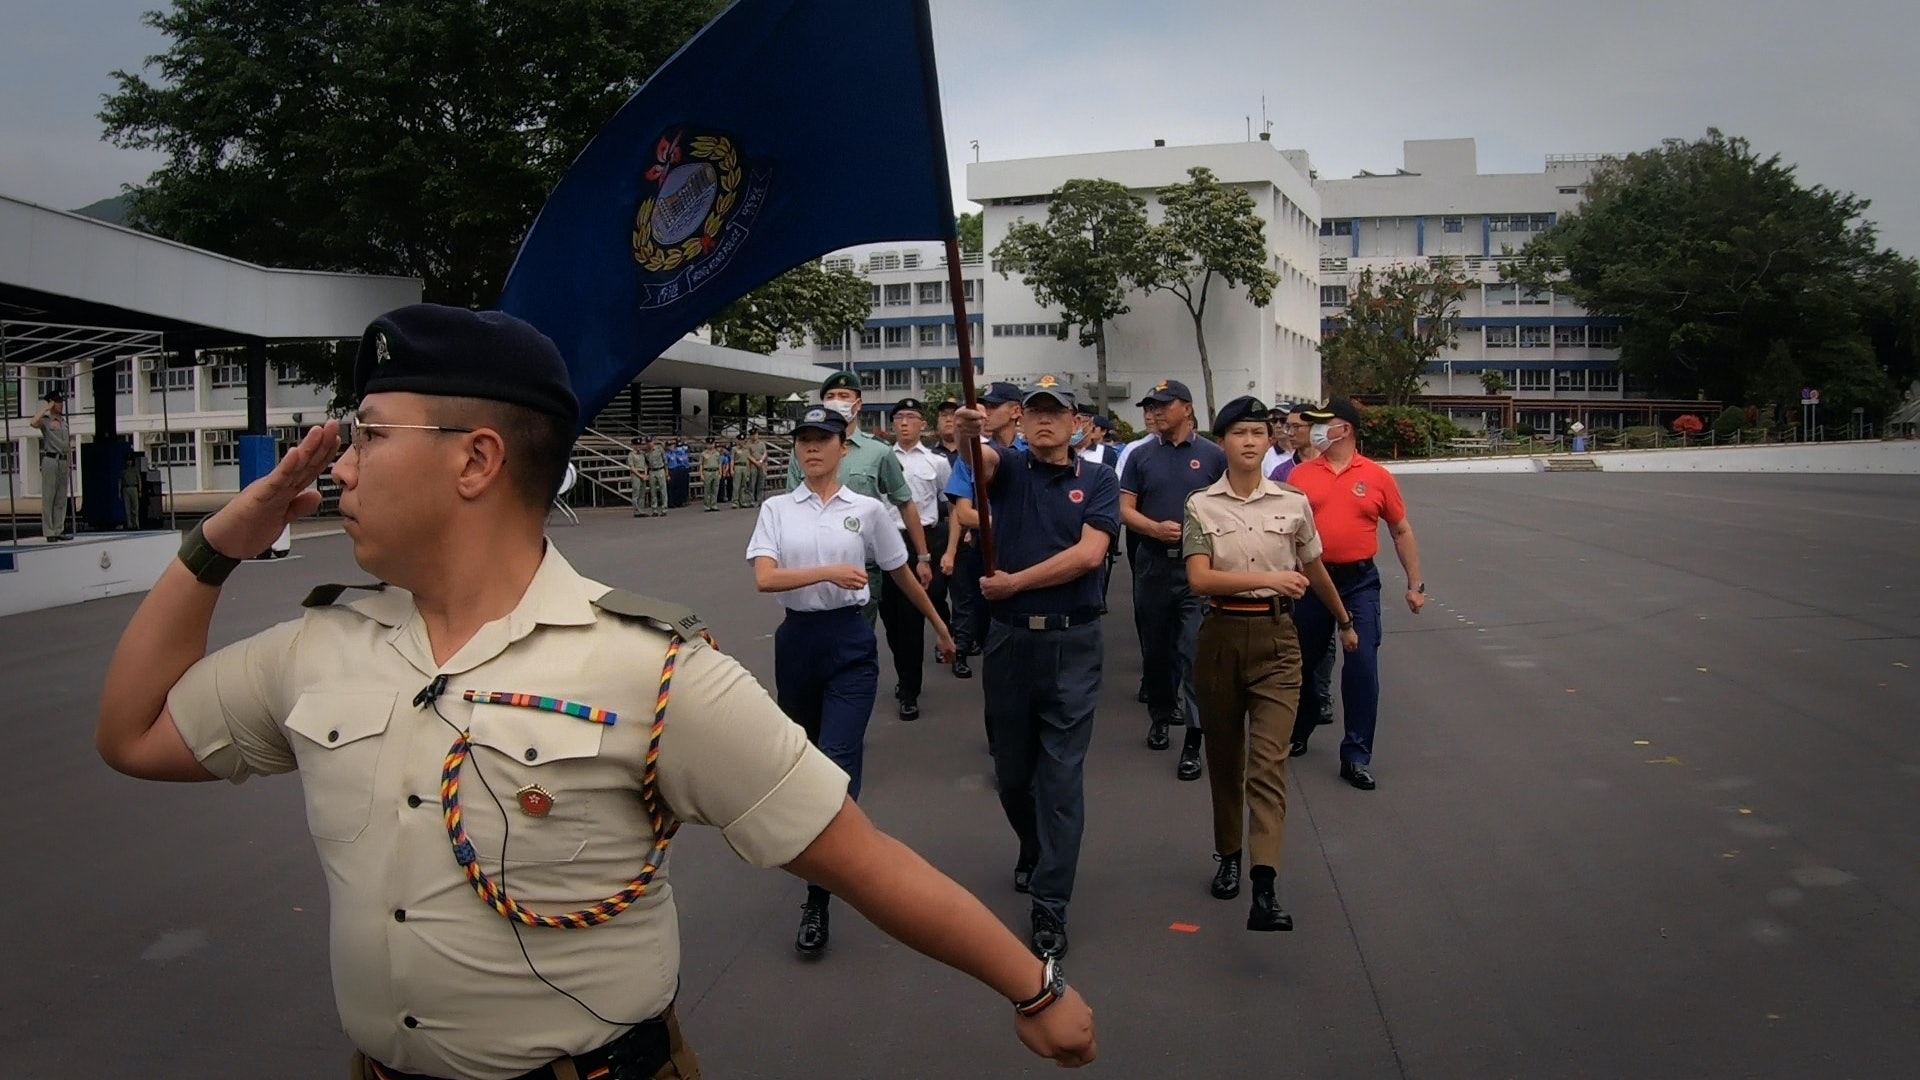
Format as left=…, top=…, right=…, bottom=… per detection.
left=5, top=472, right=1919, bottom=1079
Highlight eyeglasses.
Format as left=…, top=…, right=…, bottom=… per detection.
left=339, top=411, right=475, bottom=449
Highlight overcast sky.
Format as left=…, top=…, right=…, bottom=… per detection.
left=4, top=0, right=1917, bottom=254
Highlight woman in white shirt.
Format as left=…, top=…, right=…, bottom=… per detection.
left=746, top=405, right=955, bottom=957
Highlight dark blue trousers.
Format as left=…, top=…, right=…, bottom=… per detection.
left=1290, top=561, right=1385, bottom=765
left=774, top=607, right=880, bottom=799
left=949, top=537, right=988, bottom=652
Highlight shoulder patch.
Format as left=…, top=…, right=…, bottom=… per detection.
left=302, top=582, right=387, bottom=608
left=593, top=589, right=711, bottom=643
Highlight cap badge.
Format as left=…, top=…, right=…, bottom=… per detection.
left=1037, top=375, right=1059, bottom=389
left=515, top=784, right=554, bottom=818
left=1155, top=381, right=1169, bottom=392
left=374, top=332, right=391, bottom=365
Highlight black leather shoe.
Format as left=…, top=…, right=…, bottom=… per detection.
left=952, top=656, right=972, bottom=679
left=1288, top=737, right=1309, bottom=758
left=1136, top=684, right=1149, bottom=704
left=795, top=899, right=830, bottom=956
left=1146, top=718, right=1171, bottom=751
left=1030, top=906, right=1068, bottom=959
left=1247, top=880, right=1293, bottom=932
left=1013, top=865, right=1033, bottom=893
left=1177, top=733, right=1204, bottom=781
left=1340, top=762, right=1377, bottom=790
left=1317, top=701, right=1335, bottom=727
left=1210, top=852, right=1242, bottom=900
left=898, top=697, right=920, bottom=721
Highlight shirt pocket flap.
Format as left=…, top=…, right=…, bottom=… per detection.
left=1203, top=518, right=1241, bottom=538
left=468, top=702, right=607, bottom=766
left=285, top=691, right=397, bottom=750
left=1261, top=513, right=1302, bottom=536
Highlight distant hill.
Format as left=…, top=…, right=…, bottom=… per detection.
left=72, top=194, right=133, bottom=225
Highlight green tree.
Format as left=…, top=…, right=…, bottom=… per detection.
left=991, top=179, right=1150, bottom=417
left=707, top=262, right=873, bottom=354
left=956, top=211, right=984, bottom=254
left=1479, top=368, right=1512, bottom=395
left=1132, top=167, right=1281, bottom=425
left=1509, top=129, right=1920, bottom=415
left=100, top=0, right=725, bottom=307
left=1319, top=259, right=1471, bottom=407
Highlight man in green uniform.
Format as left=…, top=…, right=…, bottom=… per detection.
left=643, top=436, right=669, bottom=516
left=699, top=438, right=725, bottom=512
left=737, top=430, right=767, bottom=507
left=626, top=437, right=651, bottom=518
left=787, top=371, right=929, bottom=621
left=31, top=389, right=73, bottom=541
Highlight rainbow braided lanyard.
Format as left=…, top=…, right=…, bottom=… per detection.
left=438, top=637, right=686, bottom=929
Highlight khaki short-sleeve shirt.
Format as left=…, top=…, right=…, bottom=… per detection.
left=1181, top=476, right=1324, bottom=598
left=165, top=546, right=848, bottom=1080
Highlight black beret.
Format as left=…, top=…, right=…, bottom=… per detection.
left=1212, top=396, right=1273, bottom=438
left=935, top=398, right=961, bottom=412
left=354, top=304, right=578, bottom=427
left=820, top=370, right=862, bottom=395
left=1301, top=397, right=1364, bottom=427
left=891, top=397, right=927, bottom=419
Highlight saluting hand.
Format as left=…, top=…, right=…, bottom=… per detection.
left=1015, top=986, right=1097, bottom=1067
left=201, top=421, right=341, bottom=559
left=822, top=565, right=869, bottom=591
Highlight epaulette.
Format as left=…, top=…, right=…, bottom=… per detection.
left=592, top=589, right=715, bottom=647
left=302, top=582, right=388, bottom=608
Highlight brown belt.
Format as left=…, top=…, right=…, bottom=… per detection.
left=1209, top=596, right=1293, bottom=617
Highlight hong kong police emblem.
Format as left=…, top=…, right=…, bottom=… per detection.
left=631, top=128, right=771, bottom=310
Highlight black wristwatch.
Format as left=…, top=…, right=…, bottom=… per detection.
left=178, top=520, right=242, bottom=586
left=1013, top=956, right=1066, bottom=1018
left=1412, top=582, right=1426, bottom=595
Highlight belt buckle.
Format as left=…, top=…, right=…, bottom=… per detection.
left=1026, top=615, right=1049, bottom=631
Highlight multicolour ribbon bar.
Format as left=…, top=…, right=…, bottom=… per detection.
left=461, top=689, right=618, bottom=727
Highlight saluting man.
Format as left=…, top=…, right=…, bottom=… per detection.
left=93, top=305, right=1096, bottom=1079
left=31, top=388, right=73, bottom=542
left=1119, top=379, right=1227, bottom=781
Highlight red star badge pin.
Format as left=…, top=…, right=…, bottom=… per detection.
left=515, top=784, right=554, bottom=818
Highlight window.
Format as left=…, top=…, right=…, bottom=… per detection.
left=0, top=375, right=17, bottom=417
left=1588, top=325, right=1622, bottom=349
left=37, top=376, right=76, bottom=402
left=1486, top=327, right=1517, bottom=349
left=859, top=327, right=881, bottom=350
left=918, top=325, right=942, bottom=347
left=1554, top=326, right=1587, bottom=348
left=275, top=362, right=305, bottom=386
left=150, top=430, right=197, bottom=467
left=917, top=281, right=944, bottom=305
left=270, top=426, right=302, bottom=456
left=857, top=369, right=880, bottom=390
left=209, top=430, right=242, bottom=466
left=883, top=368, right=911, bottom=391
left=1442, top=216, right=1464, bottom=234
left=1558, top=187, right=1581, bottom=196
left=883, top=284, right=911, bottom=307
left=1589, top=369, right=1621, bottom=393
left=869, top=252, right=902, bottom=272
left=867, top=285, right=881, bottom=307
left=1486, top=284, right=1518, bottom=306
left=1518, top=289, right=1551, bottom=306
left=210, top=362, right=246, bottom=389
left=148, top=366, right=194, bottom=393
left=0, top=440, right=17, bottom=476
left=962, top=280, right=977, bottom=303
left=916, top=367, right=946, bottom=389
left=902, top=252, right=921, bottom=269
left=883, top=326, right=908, bottom=348
left=1491, top=213, right=1553, bottom=233
left=114, top=367, right=133, bottom=395
left=1554, top=369, right=1587, bottom=392
left=1520, top=326, right=1551, bottom=349
left=1516, top=369, right=1551, bottom=391
left=820, top=332, right=846, bottom=352
left=990, top=323, right=1062, bottom=338
left=1320, top=285, right=1349, bottom=307
left=823, top=255, right=856, bottom=272
left=947, top=323, right=962, bottom=346
left=1319, top=219, right=1353, bottom=236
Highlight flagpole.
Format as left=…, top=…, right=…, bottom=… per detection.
left=912, top=0, right=995, bottom=573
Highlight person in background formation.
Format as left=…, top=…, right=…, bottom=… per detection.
left=643, top=435, right=670, bottom=516
left=956, top=377, right=1117, bottom=961
left=120, top=449, right=144, bottom=530
left=748, top=404, right=955, bottom=957
left=1183, top=397, right=1358, bottom=933
left=719, top=439, right=737, bottom=505
left=665, top=439, right=691, bottom=508
left=940, top=381, right=1025, bottom=682
left=1268, top=404, right=1320, bottom=487
left=93, top=304, right=1094, bottom=1078
left=31, top=389, right=73, bottom=542
left=791, top=372, right=928, bottom=625
left=878, top=398, right=953, bottom=722
left=737, top=429, right=767, bottom=507
left=699, top=438, right=725, bottom=512
left=934, top=397, right=963, bottom=463
left=626, top=436, right=654, bottom=518
left=1119, top=379, right=1227, bottom=781
left=1286, top=398, right=1427, bottom=790
left=1112, top=413, right=1161, bottom=705
left=1077, top=414, right=1122, bottom=610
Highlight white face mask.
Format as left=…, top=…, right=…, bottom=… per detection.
left=824, top=400, right=856, bottom=423
left=1309, top=423, right=1333, bottom=450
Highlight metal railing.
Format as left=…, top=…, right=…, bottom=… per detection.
left=1385, top=423, right=1913, bottom=461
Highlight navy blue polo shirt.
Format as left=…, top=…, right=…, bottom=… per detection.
left=986, top=447, right=1119, bottom=617
left=1120, top=431, right=1227, bottom=539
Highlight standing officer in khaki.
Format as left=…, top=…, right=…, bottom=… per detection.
left=736, top=430, right=767, bottom=508
left=1183, top=398, right=1357, bottom=933
left=31, top=388, right=73, bottom=541
left=698, top=438, right=725, bottom=511
left=643, top=436, right=670, bottom=516
left=627, top=436, right=657, bottom=518
left=92, top=305, right=1096, bottom=1080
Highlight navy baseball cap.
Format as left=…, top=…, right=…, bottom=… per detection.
left=1137, top=379, right=1193, bottom=406
left=355, top=304, right=578, bottom=427
left=793, top=405, right=849, bottom=438
left=978, top=381, right=1023, bottom=406
left=1301, top=397, right=1364, bottom=427
left=1023, top=374, right=1077, bottom=410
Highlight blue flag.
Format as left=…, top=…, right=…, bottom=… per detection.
left=499, top=0, right=956, bottom=424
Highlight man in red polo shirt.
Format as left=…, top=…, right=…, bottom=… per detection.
left=1285, top=398, right=1426, bottom=789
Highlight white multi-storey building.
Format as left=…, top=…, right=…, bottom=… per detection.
left=1317, top=139, right=1666, bottom=434
left=805, top=245, right=987, bottom=429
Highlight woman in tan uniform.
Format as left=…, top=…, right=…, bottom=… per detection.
left=1181, top=397, right=1358, bottom=931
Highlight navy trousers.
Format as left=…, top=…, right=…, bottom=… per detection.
left=1290, top=561, right=1385, bottom=765
left=774, top=607, right=880, bottom=799
left=1134, top=549, right=1204, bottom=731
left=948, top=536, right=988, bottom=652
